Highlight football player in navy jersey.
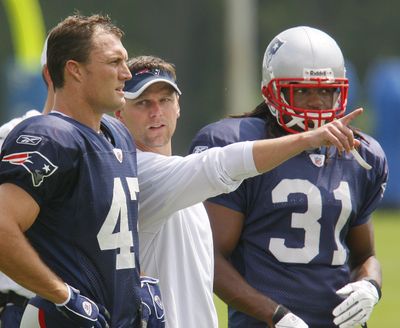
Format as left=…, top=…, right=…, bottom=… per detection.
left=190, top=26, right=387, bottom=328
left=0, top=27, right=163, bottom=328
left=0, top=14, right=138, bottom=327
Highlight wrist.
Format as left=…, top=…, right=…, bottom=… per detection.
left=272, top=304, right=290, bottom=325
left=296, top=131, right=316, bottom=151
left=364, top=278, right=382, bottom=300
left=55, top=283, right=72, bottom=306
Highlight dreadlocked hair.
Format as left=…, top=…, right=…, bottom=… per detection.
left=229, top=101, right=286, bottom=138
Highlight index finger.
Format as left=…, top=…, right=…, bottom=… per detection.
left=339, top=107, right=363, bottom=126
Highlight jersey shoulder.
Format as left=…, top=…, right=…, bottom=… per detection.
left=358, top=131, right=385, bottom=157
left=190, top=117, right=266, bottom=153
left=101, top=113, right=136, bottom=149
left=0, top=110, right=42, bottom=149
left=4, top=113, right=132, bottom=150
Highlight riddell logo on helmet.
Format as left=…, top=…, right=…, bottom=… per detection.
left=304, top=68, right=334, bottom=80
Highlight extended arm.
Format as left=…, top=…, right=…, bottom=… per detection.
left=137, top=141, right=257, bottom=232
left=251, top=108, right=363, bottom=173
left=139, top=109, right=363, bottom=232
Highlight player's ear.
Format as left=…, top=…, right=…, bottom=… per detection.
left=43, top=65, right=52, bottom=87
left=65, top=60, right=83, bottom=82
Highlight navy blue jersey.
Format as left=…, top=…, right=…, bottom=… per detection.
left=189, top=117, right=388, bottom=328
left=0, top=113, right=141, bottom=327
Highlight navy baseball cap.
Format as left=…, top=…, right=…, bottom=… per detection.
left=124, top=68, right=182, bottom=99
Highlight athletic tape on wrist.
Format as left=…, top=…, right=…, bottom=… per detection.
left=272, top=304, right=290, bottom=325
left=365, top=279, right=382, bottom=300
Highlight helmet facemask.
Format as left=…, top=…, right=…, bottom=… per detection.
left=263, top=77, right=348, bottom=134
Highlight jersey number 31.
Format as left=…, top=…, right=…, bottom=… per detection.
left=269, top=179, right=350, bottom=265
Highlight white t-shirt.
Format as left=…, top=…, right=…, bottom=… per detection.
left=0, top=109, right=41, bottom=298
left=137, top=142, right=257, bottom=327
left=140, top=204, right=217, bottom=328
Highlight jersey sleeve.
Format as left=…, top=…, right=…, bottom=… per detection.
left=206, top=180, right=249, bottom=214
left=0, top=119, right=79, bottom=207
left=189, top=122, right=234, bottom=153
left=189, top=118, right=267, bottom=215
left=137, top=141, right=258, bottom=233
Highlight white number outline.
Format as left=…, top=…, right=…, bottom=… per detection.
left=269, top=179, right=351, bottom=265
left=97, top=177, right=139, bottom=270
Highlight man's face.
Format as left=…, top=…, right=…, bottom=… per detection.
left=117, top=82, right=180, bottom=155
left=284, top=86, right=336, bottom=110
left=281, top=85, right=338, bottom=132
left=79, top=30, right=132, bottom=114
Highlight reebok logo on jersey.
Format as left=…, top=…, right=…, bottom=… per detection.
left=192, top=145, right=209, bottom=153
left=16, top=135, right=42, bottom=146
left=2, top=151, right=58, bottom=187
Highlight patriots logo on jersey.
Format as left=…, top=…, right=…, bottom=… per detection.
left=2, top=151, right=58, bottom=187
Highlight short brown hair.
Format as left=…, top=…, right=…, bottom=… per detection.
left=127, top=56, right=177, bottom=80
left=47, top=13, right=124, bottom=88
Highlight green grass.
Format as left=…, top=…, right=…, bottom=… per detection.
left=215, top=209, right=400, bottom=327
left=214, top=294, right=228, bottom=327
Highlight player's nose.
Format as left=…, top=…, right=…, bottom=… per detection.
left=121, top=62, right=132, bottom=81
left=305, top=90, right=325, bottom=109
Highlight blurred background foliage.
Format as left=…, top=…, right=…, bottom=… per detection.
left=0, top=0, right=399, bottom=206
